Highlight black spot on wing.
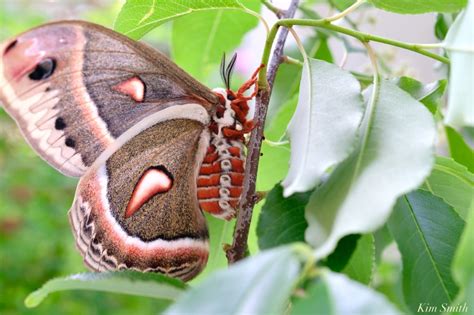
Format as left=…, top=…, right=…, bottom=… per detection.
left=55, top=117, right=67, bottom=130
left=65, top=137, right=76, bottom=148
left=29, top=58, right=56, bottom=81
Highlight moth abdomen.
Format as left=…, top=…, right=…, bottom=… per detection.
left=197, top=141, right=245, bottom=220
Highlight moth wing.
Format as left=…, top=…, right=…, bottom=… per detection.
left=0, top=20, right=218, bottom=177
left=69, top=107, right=210, bottom=281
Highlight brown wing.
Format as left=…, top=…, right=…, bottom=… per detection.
left=69, top=113, right=210, bottom=281
left=0, top=20, right=218, bottom=176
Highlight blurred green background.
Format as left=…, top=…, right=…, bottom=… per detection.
left=0, top=1, right=176, bottom=314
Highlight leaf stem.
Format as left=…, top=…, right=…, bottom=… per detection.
left=339, top=46, right=349, bottom=68
left=289, top=28, right=308, bottom=60
left=358, top=42, right=380, bottom=164
left=414, top=43, right=444, bottom=49
left=324, top=0, right=366, bottom=23
left=264, top=139, right=290, bottom=146
left=258, top=24, right=279, bottom=89
left=351, top=71, right=374, bottom=85
left=282, top=19, right=450, bottom=64
left=243, top=7, right=270, bottom=34
left=293, top=243, right=317, bottom=287
left=282, top=55, right=304, bottom=66
left=363, top=41, right=380, bottom=82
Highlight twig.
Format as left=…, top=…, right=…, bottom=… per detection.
left=281, top=55, right=304, bottom=66
left=225, top=0, right=300, bottom=264
left=277, top=19, right=450, bottom=64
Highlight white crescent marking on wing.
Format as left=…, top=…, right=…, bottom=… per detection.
left=97, top=164, right=209, bottom=251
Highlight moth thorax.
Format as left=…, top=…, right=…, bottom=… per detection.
left=211, top=88, right=237, bottom=131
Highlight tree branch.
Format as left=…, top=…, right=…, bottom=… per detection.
left=226, top=0, right=300, bottom=264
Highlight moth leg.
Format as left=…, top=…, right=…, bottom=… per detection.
left=237, top=64, right=265, bottom=95
left=222, top=121, right=255, bottom=140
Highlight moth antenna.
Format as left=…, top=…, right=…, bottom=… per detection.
left=225, top=53, right=237, bottom=90
left=220, top=53, right=229, bottom=90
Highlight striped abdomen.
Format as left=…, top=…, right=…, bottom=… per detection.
left=197, top=137, right=245, bottom=220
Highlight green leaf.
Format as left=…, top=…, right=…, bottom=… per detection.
left=265, top=94, right=297, bottom=141
left=422, top=156, right=474, bottom=220
left=445, top=126, right=474, bottom=173
left=247, top=202, right=263, bottom=255
left=25, top=271, right=185, bottom=308
left=311, top=35, right=334, bottom=63
left=368, top=0, right=467, bottom=14
left=266, top=32, right=333, bottom=123
left=115, top=0, right=248, bottom=39
left=171, top=0, right=260, bottom=82
left=394, top=76, right=447, bottom=115
left=373, top=224, right=394, bottom=263
left=257, top=142, right=291, bottom=191
left=247, top=141, right=289, bottom=255
left=372, top=254, right=408, bottom=313
left=453, top=280, right=474, bottom=315
left=165, top=245, right=304, bottom=315
left=435, top=14, right=452, bottom=41
left=282, top=59, right=364, bottom=196
left=444, top=1, right=474, bottom=129
left=257, top=184, right=311, bottom=250
left=291, top=276, right=332, bottom=315
left=453, top=207, right=474, bottom=314
left=322, top=234, right=361, bottom=272
left=305, top=80, right=436, bottom=259
left=267, top=63, right=301, bottom=122
left=342, top=234, right=375, bottom=285
left=291, top=269, right=400, bottom=315
left=330, top=0, right=356, bottom=11
left=388, top=190, right=465, bottom=313
left=351, top=71, right=375, bottom=88
left=453, top=203, right=474, bottom=288
left=451, top=207, right=474, bottom=315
